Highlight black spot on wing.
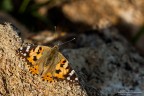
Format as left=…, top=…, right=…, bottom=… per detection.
left=39, top=47, right=42, bottom=50
left=33, top=56, right=37, bottom=61
left=60, top=64, right=64, bottom=67
left=62, top=60, right=66, bottom=63
left=37, top=51, right=40, bottom=54
left=55, top=69, right=61, bottom=74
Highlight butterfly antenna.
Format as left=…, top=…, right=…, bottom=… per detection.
left=58, top=38, right=76, bottom=46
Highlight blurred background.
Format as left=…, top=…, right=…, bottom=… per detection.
left=0, top=0, right=144, bottom=95
left=0, top=0, right=143, bottom=56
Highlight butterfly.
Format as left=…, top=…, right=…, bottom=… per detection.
left=17, top=45, right=79, bottom=84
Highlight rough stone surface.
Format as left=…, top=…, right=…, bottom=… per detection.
left=0, top=23, right=87, bottom=96
left=63, top=30, right=144, bottom=96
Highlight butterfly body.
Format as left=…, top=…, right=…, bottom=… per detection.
left=17, top=45, right=78, bottom=84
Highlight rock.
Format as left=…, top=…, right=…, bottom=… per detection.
left=0, top=23, right=87, bottom=96
left=63, top=30, right=144, bottom=96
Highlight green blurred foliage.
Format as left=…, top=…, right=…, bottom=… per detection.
left=0, top=0, right=57, bottom=31
left=0, top=0, right=13, bottom=12
left=19, top=0, right=30, bottom=13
